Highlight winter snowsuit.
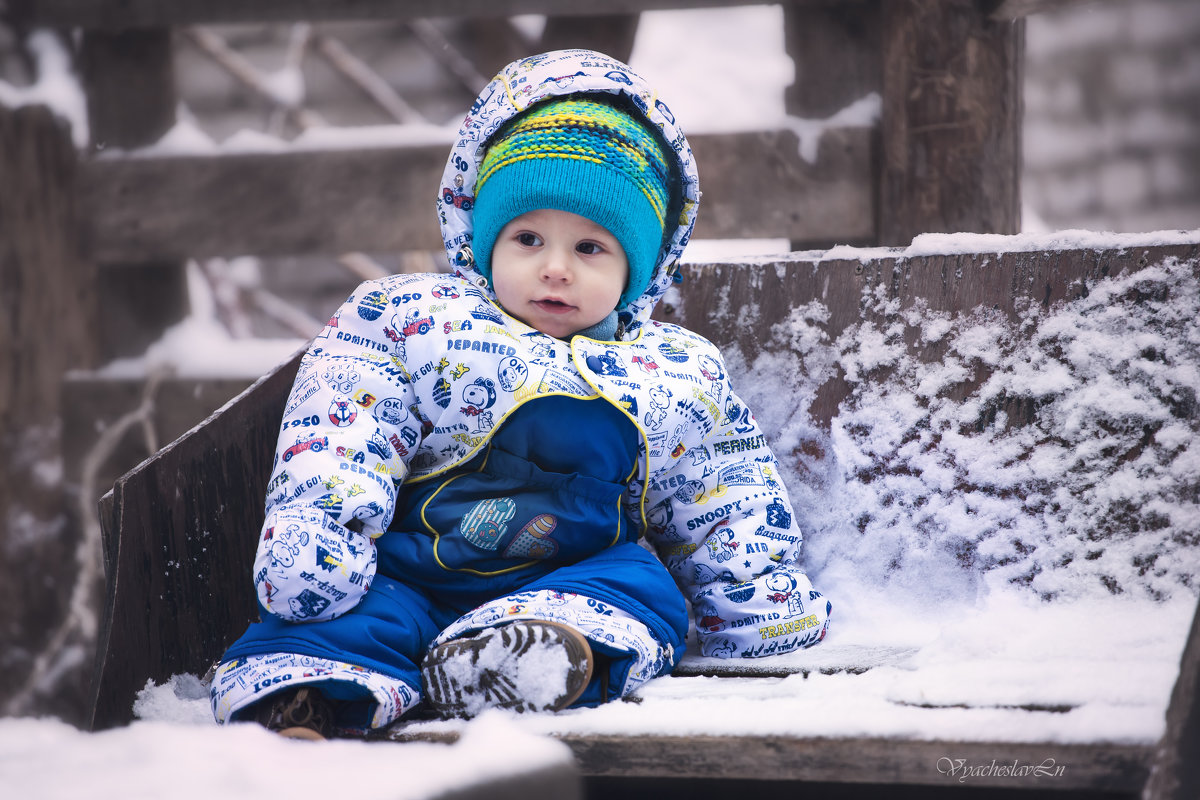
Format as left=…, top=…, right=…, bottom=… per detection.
left=211, top=50, right=831, bottom=731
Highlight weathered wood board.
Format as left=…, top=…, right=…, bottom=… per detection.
left=0, top=103, right=100, bottom=722
left=560, top=736, right=1151, bottom=792
left=878, top=0, right=1023, bottom=244
left=81, top=28, right=189, bottom=361
left=89, top=350, right=305, bottom=730
left=27, top=0, right=837, bottom=29
left=23, top=0, right=1082, bottom=29
left=386, top=727, right=1151, bottom=791
left=1143, top=600, right=1200, bottom=800
left=81, top=128, right=872, bottom=262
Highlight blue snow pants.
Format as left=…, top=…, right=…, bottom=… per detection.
left=218, top=395, right=689, bottom=725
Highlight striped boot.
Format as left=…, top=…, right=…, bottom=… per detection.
left=421, top=620, right=594, bottom=719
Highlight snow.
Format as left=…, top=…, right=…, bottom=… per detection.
left=2, top=694, right=574, bottom=800
left=0, top=31, right=88, bottom=147
left=4, top=6, right=1199, bottom=795
left=122, top=114, right=460, bottom=157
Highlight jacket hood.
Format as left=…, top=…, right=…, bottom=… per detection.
left=437, top=49, right=701, bottom=337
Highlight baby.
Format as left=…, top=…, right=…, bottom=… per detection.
left=210, top=49, right=830, bottom=739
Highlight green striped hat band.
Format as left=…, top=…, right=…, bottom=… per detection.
left=477, top=98, right=671, bottom=225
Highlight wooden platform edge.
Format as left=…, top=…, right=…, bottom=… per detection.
left=559, top=734, right=1151, bottom=792
left=387, top=728, right=1152, bottom=793
left=1142, top=597, right=1200, bottom=800
left=88, top=347, right=307, bottom=731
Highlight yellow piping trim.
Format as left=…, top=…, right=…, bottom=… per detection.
left=423, top=445, right=537, bottom=576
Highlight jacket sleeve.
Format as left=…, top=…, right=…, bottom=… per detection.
left=253, top=279, right=423, bottom=623
left=642, top=344, right=831, bottom=658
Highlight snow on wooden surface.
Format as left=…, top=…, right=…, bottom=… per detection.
left=0, top=707, right=574, bottom=800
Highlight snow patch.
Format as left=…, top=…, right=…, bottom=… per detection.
left=0, top=31, right=88, bottom=147
left=0, top=709, right=573, bottom=800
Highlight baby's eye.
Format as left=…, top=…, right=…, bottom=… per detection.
left=516, top=232, right=542, bottom=247
left=576, top=241, right=603, bottom=255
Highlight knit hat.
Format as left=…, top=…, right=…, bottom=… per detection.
left=471, top=96, right=672, bottom=311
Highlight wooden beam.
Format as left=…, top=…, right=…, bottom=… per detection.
left=561, top=735, right=1151, bottom=791
left=692, top=127, right=874, bottom=246
left=80, top=29, right=176, bottom=150
left=0, top=103, right=99, bottom=723
left=81, top=28, right=189, bottom=361
left=1143, top=598, right=1200, bottom=800
left=987, top=0, right=1096, bottom=21
left=81, top=127, right=875, bottom=262
left=540, top=14, right=640, bottom=64
left=878, top=0, right=1022, bottom=245
left=83, top=143, right=449, bottom=261
left=28, top=0, right=810, bottom=30
left=783, top=0, right=880, bottom=119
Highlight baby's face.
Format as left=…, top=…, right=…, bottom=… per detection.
left=490, top=209, right=628, bottom=339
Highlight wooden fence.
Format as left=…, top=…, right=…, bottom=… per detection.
left=12, top=0, right=1029, bottom=360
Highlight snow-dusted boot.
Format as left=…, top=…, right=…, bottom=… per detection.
left=421, top=620, right=594, bottom=718
left=252, top=686, right=334, bottom=740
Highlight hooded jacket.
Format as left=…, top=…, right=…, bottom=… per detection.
left=253, top=49, right=830, bottom=659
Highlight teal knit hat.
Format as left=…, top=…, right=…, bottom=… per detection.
left=472, top=96, right=672, bottom=311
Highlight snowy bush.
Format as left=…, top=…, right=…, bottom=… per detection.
left=733, top=256, right=1200, bottom=604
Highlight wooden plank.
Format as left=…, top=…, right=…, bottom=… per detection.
left=783, top=0, right=880, bottom=119
left=1143, top=598, right=1200, bottom=800
left=878, top=0, right=1022, bottom=245
left=83, top=143, right=450, bottom=261
left=0, top=105, right=96, bottom=441
left=434, top=763, right=581, bottom=800
left=987, top=0, right=1096, bottom=21
left=390, top=726, right=1151, bottom=791
left=0, top=103, right=99, bottom=723
left=692, top=127, right=874, bottom=247
left=664, top=242, right=1200, bottom=427
left=29, top=0, right=817, bottom=30
left=81, top=28, right=189, bottom=361
left=88, top=349, right=305, bottom=731
left=80, top=30, right=176, bottom=151
left=81, top=127, right=874, bottom=262
left=561, top=735, right=1151, bottom=791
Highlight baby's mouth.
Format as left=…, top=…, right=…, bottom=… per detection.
left=533, top=298, right=575, bottom=314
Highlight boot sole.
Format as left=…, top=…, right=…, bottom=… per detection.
left=421, top=620, right=593, bottom=718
